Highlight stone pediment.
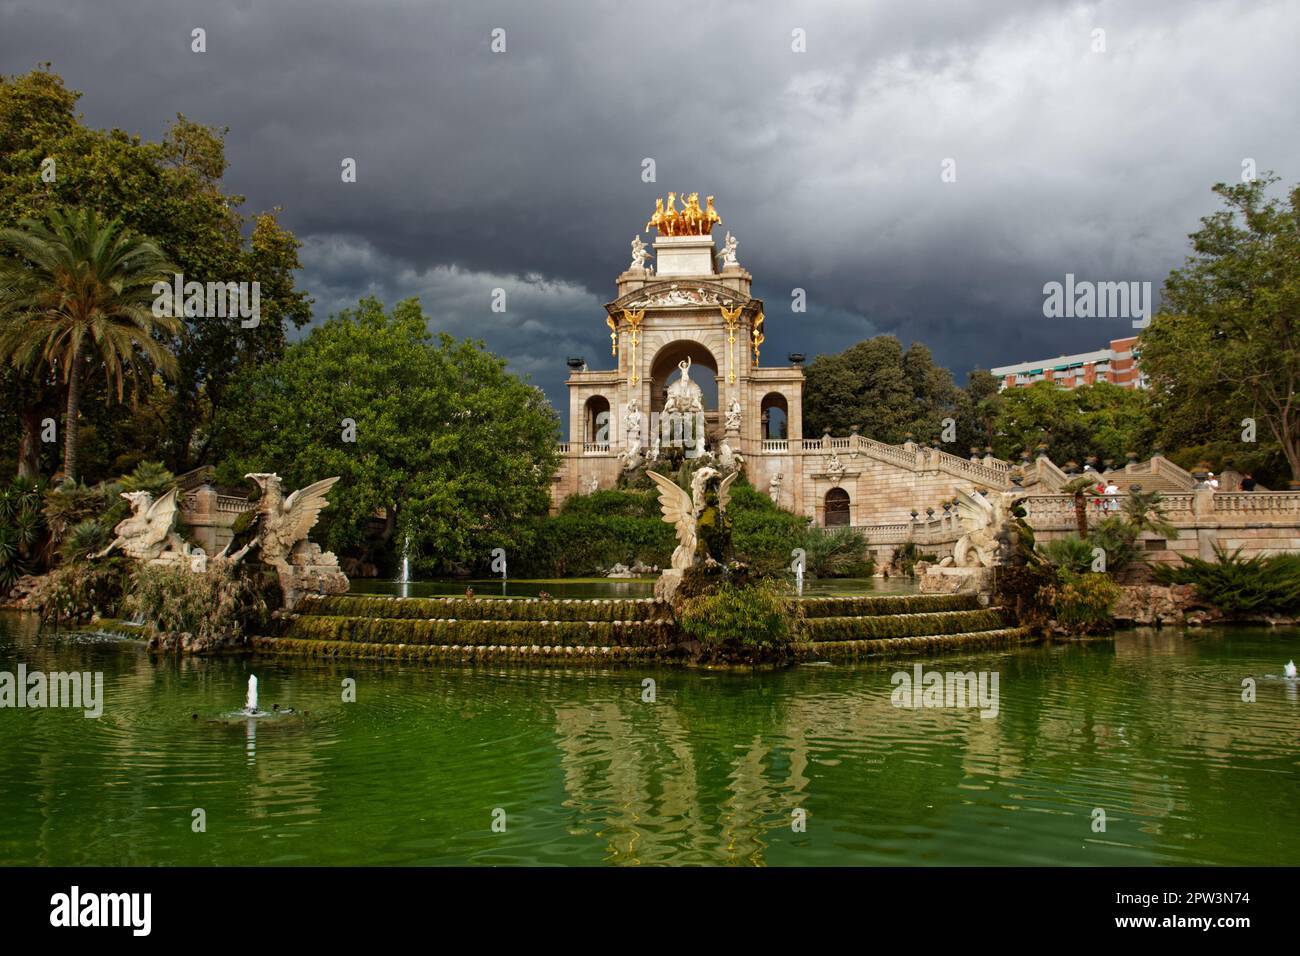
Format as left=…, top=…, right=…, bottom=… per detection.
left=605, top=280, right=756, bottom=317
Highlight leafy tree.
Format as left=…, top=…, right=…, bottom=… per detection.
left=0, top=207, right=178, bottom=480
left=0, top=66, right=310, bottom=479
left=216, top=297, right=559, bottom=574
left=987, top=381, right=1156, bottom=466
left=1141, top=175, right=1300, bottom=484
left=803, top=336, right=962, bottom=443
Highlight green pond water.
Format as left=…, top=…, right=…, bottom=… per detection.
left=0, top=611, right=1296, bottom=866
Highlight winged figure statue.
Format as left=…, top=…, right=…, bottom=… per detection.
left=244, top=473, right=340, bottom=569
left=953, top=489, right=1017, bottom=568
left=95, top=488, right=188, bottom=563
left=646, top=467, right=738, bottom=569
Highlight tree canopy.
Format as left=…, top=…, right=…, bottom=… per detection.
left=0, top=65, right=310, bottom=480
left=216, top=297, right=560, bottom=574
left=1141, top=175, right=1300, bottom=484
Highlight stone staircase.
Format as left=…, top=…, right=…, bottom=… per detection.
left=254, top=591, right=1031, bottom=664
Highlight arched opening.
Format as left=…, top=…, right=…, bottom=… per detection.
left=648, top=341, right=720, bottom=454
left=584, top=395, right=610, bottom=446
left=649, top=341, right=719, bottom=416
left=761, top=392, right=789, bottom=440
left=824, top=488, right=850, bottom=527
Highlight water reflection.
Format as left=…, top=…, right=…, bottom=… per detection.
left=0, top=614, right=1296, bottom=866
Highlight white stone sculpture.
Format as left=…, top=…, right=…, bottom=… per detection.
left=663, top=357, right=704, bottom=415
left=588, top=475, right=600, bottom=494
left=826, top=453, right=846, bottom=483
left=725, top=396, right=741, bottom=431
left=624, top=399, right=643, bottom=450
left=953, top=489, right=1017, bottom=568
left=717, top=439, right=743, bottom=472
left=95, top=488, right=190, bottom=565
left=244, top=473, right=348, bottom=608
left=245, top=474, right=340, bottom=570
left=768, top=472, right=783, bottom=504
left=626, top=287, right=723, bottom=309
left=647, top=467, right=738, bottom=570
left=716, top=232, right=739, bottom=269
left=629, top=235, right=652, bottom=272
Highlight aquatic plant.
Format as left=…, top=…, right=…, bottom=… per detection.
left=1045, top=572, right=1121, bottom=634
left=123, top=562, right=268, bottom=644
left=677, top=580, right=796, bottom=663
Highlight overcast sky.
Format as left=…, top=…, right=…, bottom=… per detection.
left=2, top=0, right=1297, bottom=416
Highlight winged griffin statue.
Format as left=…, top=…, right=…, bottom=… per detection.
left=952, top=489, right=1019, bottom=568
left=243, top=473, right=340, bottom=570
left=647, top=467, right=738, bottom=569
left=96, top=488, right=189, bottom=563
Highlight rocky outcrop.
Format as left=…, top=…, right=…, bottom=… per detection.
left=1112, top=583, right=1214, bottom=626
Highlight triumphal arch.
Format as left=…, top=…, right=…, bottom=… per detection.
left=551, top=194, right=1016, bottom=529
left=553, top=193, right=807, bottom=513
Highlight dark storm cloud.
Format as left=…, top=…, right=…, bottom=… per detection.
left=2, top=0, right=1297, bottom=414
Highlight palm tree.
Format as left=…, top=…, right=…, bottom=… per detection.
left=0, top=208, right=178, bottom=481
left=1060, top=474, right=1101, bottom=538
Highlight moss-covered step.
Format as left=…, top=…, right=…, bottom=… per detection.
left=281, top=614, right=677, bottom=648
left=795, top=594, right=982, bottom=619
left=799, top=608, right=1009, bottom=642
left=793, top=626, right=1034, bottom=661
left=295, top=594, right=670, bottom=623
left=252, top=636, right=683, bottom=663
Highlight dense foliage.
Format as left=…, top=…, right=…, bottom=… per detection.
left=519, top=480, right=827, bottom=578
left=1154, top=545, right=1300, bottom=615
left=123, top=563, right=269, bottom=642
left=677, top=580, right=796, bottom=663
left=216, top=297, right=559, bottom=574
left=0, top=66, right=310, bottom=481
left=1141, top=175, right=1300, bottom=485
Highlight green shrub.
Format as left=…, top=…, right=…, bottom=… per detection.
left=891, top=541, right=937, bottom=577
left=1039, top=535, right=1096, bottom=574
left=42, top=479, right=114, bottom=553
left=1047, top=572, right=1120, bottom=634
left=123, top=563, right=268, bottom=641
left=35, top=558, right=132, bottom=625
left=677, top=580, right=795, bottom=663
left=61, top=518, right=111, bottom=564
left=517, top=481, right=810, bottom=577
left=729, top=485, right=808, bottom=573
left=0, top=478, right=48, bottom=586
left=801, top=526, right=874, bottom=577
left=994, top=563, right=1065, bottom=630
left=1153, top=545, right=1300, bottom=614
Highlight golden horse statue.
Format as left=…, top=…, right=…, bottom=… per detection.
left=644, top=193, right=723, bottom=236
left=645, top=198, right=664, bottom=234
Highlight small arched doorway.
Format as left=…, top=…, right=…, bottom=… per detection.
left=824, top=488, right=850, bottom=527
left=584, top=395, right=610, bottom=446
left=761, top=392, right=788, bottom=439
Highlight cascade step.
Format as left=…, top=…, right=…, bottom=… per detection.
left=794, top=626, right=1033, bottom=661
left=283, top=614, right=676, bottom=647
left=795, top=594, right=983, bottom=618
left=800, top=608, right=1009, bottom=641
left=295, top=594, right=669, bottom=623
